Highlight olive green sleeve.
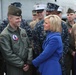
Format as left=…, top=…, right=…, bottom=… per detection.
left=0, top=34, right=24, bottom=68
left=26, top=36, right=33, bottom=64
left=69, top=26, right=76, bottom=54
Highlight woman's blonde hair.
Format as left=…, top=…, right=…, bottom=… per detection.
left=44, top=15, right=62, bottom=33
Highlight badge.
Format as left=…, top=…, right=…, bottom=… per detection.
left=12, top=35, right=18, bottom=41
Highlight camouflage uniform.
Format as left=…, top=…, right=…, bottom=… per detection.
left=32, top=20, right=45, bottom=58
left=32, top=20, right=45, bottom=75
left=0, top=19, right=8, bottom=33
left=60, top=21, right=69, bottom=75
left=32, top=20, right=69, bottom=75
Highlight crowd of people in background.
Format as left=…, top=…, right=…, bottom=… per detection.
left=0, top=1, right=76, bottom=75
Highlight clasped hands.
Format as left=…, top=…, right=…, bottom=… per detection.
left=23, top=64, right=29, bottom=71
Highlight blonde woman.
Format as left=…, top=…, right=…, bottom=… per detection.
left=32, top=15, right=63, bottom=75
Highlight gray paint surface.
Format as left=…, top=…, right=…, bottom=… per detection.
left=0, top=0, right=76, bottom=21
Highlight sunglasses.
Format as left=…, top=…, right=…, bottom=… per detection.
left=33, top=14, right=37, bottom=16
left=36, top=9, right=44, bottom=13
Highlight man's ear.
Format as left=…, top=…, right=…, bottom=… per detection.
left=8, top=15, right=13, bottom=20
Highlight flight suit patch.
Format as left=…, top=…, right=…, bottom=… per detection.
left=22, top=33, right=26, bottom=37
left=12, top=35, right=18, bottom=41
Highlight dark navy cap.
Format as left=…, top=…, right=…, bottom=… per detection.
left=46, top=3, right=59, bottom=11
left=11, top=2, right=22, bottom=8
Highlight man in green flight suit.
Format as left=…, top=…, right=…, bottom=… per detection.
left=0, top=4, right=32, bottom=75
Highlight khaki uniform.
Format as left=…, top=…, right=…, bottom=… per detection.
left=71, top=24, right=76, bottom=75
left=71, top=24, right=76, bottom=49
left=65, top=21, right=75, bottom=75
left=0, top=24, right=32, bottom=75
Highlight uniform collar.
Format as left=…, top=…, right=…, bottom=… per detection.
left=66, top=21, right=72, bottom=28
left=66, top=20, right=75, bottom=28
left=7, top=24, right=21, bottom=32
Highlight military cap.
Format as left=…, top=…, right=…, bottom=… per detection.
left=33, top=3, right=46, bottom=11
left=46, top=3, right=59, bottom=11
left=11, top=2, right=22, bottom=8
left=7, top=5, right=22, bottom=16
left=57, top=6, right=63, bottom=12
left=67, top=8, right=75, bottom=13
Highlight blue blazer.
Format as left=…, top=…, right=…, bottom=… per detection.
left=32, top=32, right=63, bottom=75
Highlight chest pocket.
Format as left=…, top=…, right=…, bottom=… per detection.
left=21, top=33, right=29, bottom=48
